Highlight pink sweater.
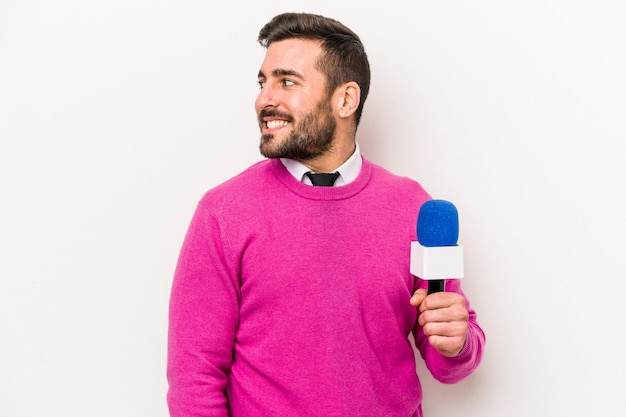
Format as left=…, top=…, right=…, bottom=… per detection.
left=167, top=157, right=484, bottom=417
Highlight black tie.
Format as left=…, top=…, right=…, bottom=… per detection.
left=305, top=171, right=340, bottom=187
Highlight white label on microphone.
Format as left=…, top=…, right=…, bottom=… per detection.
left=410, top=242, right=464, bottom=280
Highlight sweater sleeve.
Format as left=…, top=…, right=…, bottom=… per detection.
left=167, top=202, right=240, bottom=417
left=412, top=279, right=485, bottom=384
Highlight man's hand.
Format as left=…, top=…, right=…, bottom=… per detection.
left=410, top=288, right=469, bottom=357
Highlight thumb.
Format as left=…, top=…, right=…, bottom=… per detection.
left=410, top=288, right=428, bottom=307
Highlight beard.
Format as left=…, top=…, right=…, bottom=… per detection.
left=259, top=99, right=336, bottom=161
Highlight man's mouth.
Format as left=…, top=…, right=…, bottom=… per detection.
left=260, top=109, right=292, bottom=131
left=265, top=119, right=289, bottom=129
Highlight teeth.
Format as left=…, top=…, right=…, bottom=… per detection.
left=267, top=120, right=288, bottom=129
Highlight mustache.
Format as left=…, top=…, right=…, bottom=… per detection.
left=259, top=109, right=294, bottom=123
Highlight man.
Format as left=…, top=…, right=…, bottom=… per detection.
left=167, top=12, right=485, bottom=417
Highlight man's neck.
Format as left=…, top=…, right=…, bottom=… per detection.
left=280, top=143, right=361, bottom=187
left=301, top=141, right=356, bottom=173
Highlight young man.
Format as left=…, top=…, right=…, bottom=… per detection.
left=167, top=12, right=485, bottom=417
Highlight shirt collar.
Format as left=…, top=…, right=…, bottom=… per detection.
left=280, top=143, right=362, bottom=186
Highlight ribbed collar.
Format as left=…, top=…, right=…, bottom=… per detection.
left=270, top=155, right=372, bottom=201
left=280, top=143, right=362, bottom=186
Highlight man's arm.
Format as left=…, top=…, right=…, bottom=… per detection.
left=411, top=279, right=485, bottom=383
left=167, top=203, right=240, bottom=417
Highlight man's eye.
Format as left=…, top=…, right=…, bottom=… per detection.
left=282, top=79, right=295, bottom=87
left=258, top=81, right=265, bottom=89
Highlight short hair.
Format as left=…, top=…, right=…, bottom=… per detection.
left=258, top=12, right=371, bottom=127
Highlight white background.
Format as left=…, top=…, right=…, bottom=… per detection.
left=1, top=1, right=625, bottom=416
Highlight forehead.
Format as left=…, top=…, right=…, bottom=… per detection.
left=259, top=38, right=324, bottom=77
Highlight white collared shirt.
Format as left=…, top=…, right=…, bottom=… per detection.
left=280, top=143, right=362, bottom=186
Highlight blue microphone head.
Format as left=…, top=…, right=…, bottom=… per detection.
left=417, top=199, right=459, bottom=247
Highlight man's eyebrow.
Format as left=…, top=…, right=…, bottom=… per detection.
left=257, top=68, right=304, bottom=79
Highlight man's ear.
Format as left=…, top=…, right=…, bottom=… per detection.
left=336, top=81, right=361, bottom=119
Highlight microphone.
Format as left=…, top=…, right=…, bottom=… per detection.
left=410, top=199, right=464, bottom=294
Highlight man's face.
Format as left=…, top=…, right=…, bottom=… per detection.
left=255, top=38, right=336, bottom=161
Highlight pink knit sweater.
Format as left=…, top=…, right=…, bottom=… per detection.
left=167, top=157, right=484, bottom=417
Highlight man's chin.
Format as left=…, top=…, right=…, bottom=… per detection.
left=259, top=141, right=280, bottom=159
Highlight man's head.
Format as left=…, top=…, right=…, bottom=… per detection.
left=255, top=13, right=370, bottom=165
left=257, top=13, right=370, bottom=127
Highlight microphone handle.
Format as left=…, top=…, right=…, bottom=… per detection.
left=428, top=279, right=445, bottom=294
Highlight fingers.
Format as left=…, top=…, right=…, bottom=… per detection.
left=417, top=298, right=468, bottom=326
left=409, top=288, right=427, bottom=307
left=418, top=291, right=465, bottom=312
left=425, top=335, right=466, bottom=357
left=422, top=319, right=467, bottom=357
left=413, top=291, right=469, bottom=357
left=421, top=318, right=467, bottom=338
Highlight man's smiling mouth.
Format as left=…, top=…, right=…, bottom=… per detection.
left=266, top=120, right=289, bottom=129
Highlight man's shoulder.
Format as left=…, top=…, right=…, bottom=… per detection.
left=366, top=158, right=430, bottom=197
left=198, top=159, right=276, bottom=205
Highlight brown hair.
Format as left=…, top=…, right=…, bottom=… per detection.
left=258, top=12, right=371, bottom=127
